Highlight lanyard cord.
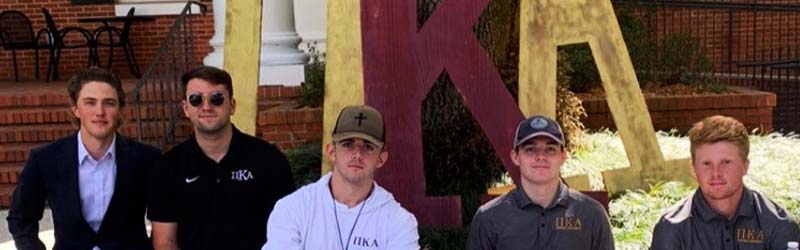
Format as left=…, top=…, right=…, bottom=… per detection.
left=331, top=181, right=372, bottom=250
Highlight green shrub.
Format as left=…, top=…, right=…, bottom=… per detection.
left=654, top=33, right=714, bottom=85
left=296, top=43, right=325, bottom=108
left=559, top=3, right=724, bottom=93
left=560, top=44, right=600, bottom=93
left=285, top=142, right=322, bottom=187
left=422, top=73, right=506, bottom=226
left=556, top=51, right=588, bottom=152
left=420, top=227, right=469, bottom=250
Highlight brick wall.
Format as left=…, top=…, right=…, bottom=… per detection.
left=581, top=86, right=777, bottom=133
left=0, top=0, right=214, bottom=81
left=631, top=3, right=800, bottom=75
left=256, top=86, right=323, bottom=150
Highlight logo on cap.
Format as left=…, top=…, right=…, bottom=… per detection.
left=530, top=117, right=548, bottom=129
left=355, top=112, right=368, bottom=126
left=514, top=115, right=565, bottom=148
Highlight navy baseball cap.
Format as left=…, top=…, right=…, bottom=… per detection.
left=514, top=115, right=565, bottom=148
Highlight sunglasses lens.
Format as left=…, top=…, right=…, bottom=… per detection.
left=210, top=92, right=225, bottom=106
left=188, top=94, right=203, bottom=107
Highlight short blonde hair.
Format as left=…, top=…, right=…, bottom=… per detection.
left=688, top=115, right=749, bottom=160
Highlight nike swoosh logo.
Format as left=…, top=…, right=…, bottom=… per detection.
left=185, top=176, right=200, bottom=183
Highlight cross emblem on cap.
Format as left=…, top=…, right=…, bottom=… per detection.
left=355, top=112, right=368, bottom=126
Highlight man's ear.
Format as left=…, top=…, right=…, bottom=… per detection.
left=510, top=149, right=520, bottom=166
left=229, top=97, right=236, bottom=115
left=375, top=151, right=388, bottom=169
left=72, top=105, right=80, bottom=119
left=743, top=159, right=750, bottom=175
left=325, top=143, right=336, bottom=162
left=182, top=100, right=190, bottom=118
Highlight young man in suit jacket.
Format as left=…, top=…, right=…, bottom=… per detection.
left=6, top=67, right=161, bottom=250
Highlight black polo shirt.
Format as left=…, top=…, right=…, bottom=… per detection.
left=148, top=127, right=295, bottom=250
left=467, top=182, right=614, bottom=250
left=651, top=187, right=800, bottom=250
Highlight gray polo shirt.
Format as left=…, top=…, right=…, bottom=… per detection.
left=467, top=183, right=614, bottom=250
left=651, top=187, right=800, bottom=250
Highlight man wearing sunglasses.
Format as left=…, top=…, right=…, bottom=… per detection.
left=263, top=105, right=419, bottom=250
left=148, top=66, right=295, bottom=250
left=467, top=115, right=614, bottom=250
left=7, top=67, right=161, bottom=250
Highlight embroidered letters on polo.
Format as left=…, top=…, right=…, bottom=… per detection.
left=555, top=217, right=583, bottom=231
left=231, top=169, right=254, bottom=181
left=736, top=228, right=765, bottom=244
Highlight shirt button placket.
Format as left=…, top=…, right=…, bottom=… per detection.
left=540, top=211, right=546, bottom=228
left=724, top=223, right=733, bottom=248
left=216, top=163, right=222, bottom=184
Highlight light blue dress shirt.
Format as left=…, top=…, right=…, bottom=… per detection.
left=76, top=131, right=117, bottom=248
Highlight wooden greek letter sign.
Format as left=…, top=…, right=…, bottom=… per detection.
left=324, top=0, right=695, bottom=226
left=518, top=0, right=696, bottom=193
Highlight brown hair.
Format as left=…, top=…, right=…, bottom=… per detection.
left=68, top=67, right=126, bottom=107
left=180, top=66, right=233, bottom=96
left=67, top=67, right=126, bottom=127
left=688, top=115, right=749, bottom=160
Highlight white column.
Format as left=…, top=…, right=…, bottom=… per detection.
left=294, top=0, right=327, bottom=56
left=204, top=0, right=308, bottom=86
left=202, top=0, right=225, bottom=68
left=260, top=0, right=308, bottom=86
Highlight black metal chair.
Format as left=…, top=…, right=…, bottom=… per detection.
left=0, top=10, right=47, bottom=82
left=93, top=7, right=141, bottom=78
left=41, top=7, right=95, bottom=81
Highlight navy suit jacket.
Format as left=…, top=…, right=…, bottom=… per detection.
left=7, top=133, right=160, bottom=250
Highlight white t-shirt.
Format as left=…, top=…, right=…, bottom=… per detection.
left=263, top=173, right=420, bottom=250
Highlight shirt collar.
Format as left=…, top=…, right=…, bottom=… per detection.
left=77, top=130, right=116, bottom=164
left=189, top=125, right=241, bottom=162
left=512, top=182, right=571, bottom=209
left=228, top=125, right=243, bottom=155
left=693, top=186, right=754, bottom=222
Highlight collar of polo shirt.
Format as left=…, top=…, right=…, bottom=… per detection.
left=694, top=186, right=755, bottom=222
left=512, top=182, right=572, bottom=209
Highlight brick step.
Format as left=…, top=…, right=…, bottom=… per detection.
left=0, top=143, right=45, bottom=164
left=0, top=125, right=77, bottom=144
left=0, top=121, right=193, bottom=144
left=0, top=89, right=184, bottom=109
left=0, top=104, right=187, bottom=126
left=0, top=108, right=73, bottom=126
left=0, top=93, right=73, bottom=109
left=1, top=183, right=15, bottom=208
left=0, top=163, right=24, bottom=184
left=0, top=126, right=193, bottom=165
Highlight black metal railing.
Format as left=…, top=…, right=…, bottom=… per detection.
left=133, top=1, right=206, bottom=149
left=614, top=0, right=800, bottom=132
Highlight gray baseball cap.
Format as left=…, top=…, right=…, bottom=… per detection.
left=332, top=105, right=385, bottom=147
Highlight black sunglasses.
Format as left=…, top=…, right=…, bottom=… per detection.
left=187, top=91, right=226, bottom=107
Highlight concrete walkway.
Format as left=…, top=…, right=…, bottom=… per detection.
left=0, top=208, right=54, bottom=249
left=0, top=208, right=150, bottom=250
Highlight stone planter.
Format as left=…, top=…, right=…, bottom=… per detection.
left=580, top=86, right=777, bottom=132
